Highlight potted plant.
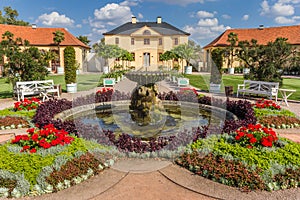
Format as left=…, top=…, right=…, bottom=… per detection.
left=172, top=43, right=196, bottom=74
left=64, top=46, right=77, bottom=93
left=210, top=48, right=224, bottom=93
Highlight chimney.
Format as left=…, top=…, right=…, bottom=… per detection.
left=157, top=16, right=162, bottom=24
left=258, top=24, right=264, bottom=30
left=32, top=24, right=37, bottom=29
left=132, top=16, right=137, bottom=24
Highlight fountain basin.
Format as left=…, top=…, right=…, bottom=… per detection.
left=55, top=100, right=237, bottom=139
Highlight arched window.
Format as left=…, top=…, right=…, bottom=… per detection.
left=143, top=30, right=151, bottom=35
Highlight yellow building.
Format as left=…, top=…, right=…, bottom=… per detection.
left=203, top=25, right=300, bottom=72
left=0, top=24, right=90, bottom=75
left=103, top=17, right=190, bottom=71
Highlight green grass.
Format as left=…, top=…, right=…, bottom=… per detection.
left=0, top=73, right=102, bottom=99
left=1, top=73, right=300, bottom=101
left=185, top=74, right=300, bottom=101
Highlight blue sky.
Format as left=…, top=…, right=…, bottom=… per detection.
left=1, top=0, right=300, bottom=47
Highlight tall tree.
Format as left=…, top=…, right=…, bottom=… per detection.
left=225, top=32, right=238, bottom=69
left=237, top=37, right=293, bottom=85
left=77, top=35, right=90, bottom=46
left=171, top=43, right=197, bottom=73
left=93, top=42, right=124, bottom=72
left=53, top=30, right=65, bottom=68
left=1, top=6, right=29, bottom=26
left=0, top=31, right=48, bottom=87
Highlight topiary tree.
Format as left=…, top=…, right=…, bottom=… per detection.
left=210, top=48, right=224, bottom=84
left=64, top=46, right=77, bottom=84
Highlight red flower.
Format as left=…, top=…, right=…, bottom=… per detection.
left=29, top=148, right=37, bottom=153
left=249, top=137, right=257, bottom=144
left=31, top=134, right=39, bottom=141
left=22, top=145, right=30, bottom=150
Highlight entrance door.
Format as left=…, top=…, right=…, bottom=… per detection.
left=143, top=53, right=150, bottom=67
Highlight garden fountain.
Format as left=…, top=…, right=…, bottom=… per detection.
left=59, top=71, right=233, bottom=141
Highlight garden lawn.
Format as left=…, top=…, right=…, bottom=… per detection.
left=184, top=74, right=300, bottom=101
left=0, top=73, right=102, bottom=99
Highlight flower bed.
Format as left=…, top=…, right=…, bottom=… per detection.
left=177, top=132, right=300, bottom=192
left=0, top=116, right=31, bottom=130
left=14, top=98, right=41, bottom=111
left=253, top=99, right=300, bottom=129
left=0, top=126, right=113, bottom=198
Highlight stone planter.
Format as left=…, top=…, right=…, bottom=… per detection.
left=57, top=66, right=64, bottom=74
left=103, top=66, right=109, bottom=74
left=66, top=83, right=77, bottom=93
left=210, top=83, right=221, bottom=93
left=184, top=66, right=193, bottom=74
left=228, top=68, right=234, bottom=74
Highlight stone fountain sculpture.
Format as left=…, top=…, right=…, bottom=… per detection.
left=125, top=71, right=168, bottom=126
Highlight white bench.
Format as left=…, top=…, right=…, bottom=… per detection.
left=15, top=80, right=60, bottom=101
left=103, top=78, right=116, bottom=87
left=237, top=80, right=279, bottom=100
left=177, top=78, right=189, bottom=87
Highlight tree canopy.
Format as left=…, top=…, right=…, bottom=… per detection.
left=77, top=35, right=90, bottom=46
left=0, top=31, right=49, bottom=86
left=236, top=37, right=293, bottom=85
left=0, top=6, right=29, bottom=26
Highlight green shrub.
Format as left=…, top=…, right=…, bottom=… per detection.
left=0, top=108, right=36, bottom=119
left=184, top=134, right=300, bottom=191
left=64, top=46, right=77, bottom=84
left=0, top=137, right=109, bottom=187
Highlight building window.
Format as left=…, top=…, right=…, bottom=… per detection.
left=143, top=30, right=151, bottom=35
left=144, top=38, right=150, bottom=45
left=131, top=38, right=134, bottom=45
left=174, top=38, right=178, bottom=45
left=131, top=52, right=135, bottom=61
left=159, top=38, right=162, bottom=45
left=115, top=37, right=119, bottom=45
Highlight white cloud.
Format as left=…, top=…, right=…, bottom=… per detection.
left=272, top=3, right=294, bottom=16
left=197, top=11, right=214, bottom=18
left=222, top=14, right=231, bottom=19
left=88, top=3, right=135, bottom=45
left=260, top=0, right=270, bottom=15
left=242, top=15, right=249, bottom=21
left=143, top=0, right=217, bottom=6
left=197, top=18, right=218, bottom=26
left=137, top=13, right=144, bottom=19
left=37, top=12, right=75, bottom=27
left=120, top=0, right=141, bottom=6
left=260, top=0, right=300, bottom=25
left=275, top=15, right=300, bottom=23
left=260, top=0, right=296, bottom=16
left=93, top=3, right=132, bottom=25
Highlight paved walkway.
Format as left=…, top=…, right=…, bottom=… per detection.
left=0, top=77, right=300, bottom=199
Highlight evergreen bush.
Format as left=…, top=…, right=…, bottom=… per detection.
left=63, top=46, right=77, bottom=84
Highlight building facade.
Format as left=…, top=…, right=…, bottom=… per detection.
left=103, top=17, right=190, bottom=71
left=0, top=24, right=90, bottom=76
left=203, top=25, right=300, bottom=71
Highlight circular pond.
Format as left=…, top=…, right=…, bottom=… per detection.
left=62, top=100, right=236, bottom=139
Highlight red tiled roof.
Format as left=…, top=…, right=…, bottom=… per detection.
left=204, top=25, right=300, bottom=48
left=0, top=24, right=90, bottom=49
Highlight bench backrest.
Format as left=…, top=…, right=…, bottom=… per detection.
left=16, top=80, right=55, bottom=91
left=244, top=80, right=279, bottom=92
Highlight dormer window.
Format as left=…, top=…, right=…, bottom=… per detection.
left=143, top=30, right=151, bottom=35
